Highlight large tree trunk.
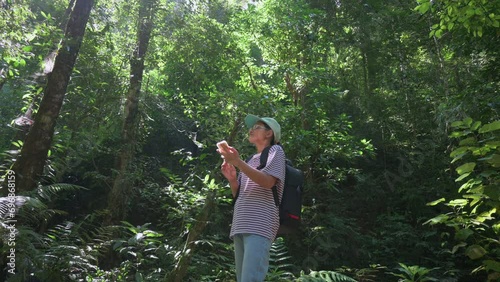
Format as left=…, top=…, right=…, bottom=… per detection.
left=3, top=0, right=93, bottom=194
left=106, top=0, right=156, bottom=224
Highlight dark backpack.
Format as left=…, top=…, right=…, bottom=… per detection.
left=235, top=146, right=304, bottom=235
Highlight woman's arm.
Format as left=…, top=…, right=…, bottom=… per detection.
left=221, top=161, right=239, bottom=197
left=233, top=158, right=277, bottom=189
left=219, top=145, right=279, bottom=189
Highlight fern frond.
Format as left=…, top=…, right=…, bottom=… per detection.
left=18, top=196, right=68, bottom=225
left=267, top=238, right=297, bottom=281
left=0, top=195, right=27, bottom=219
left=298, top=270, right=358, bottom=282
left=35, top=183, right=88, bottom=201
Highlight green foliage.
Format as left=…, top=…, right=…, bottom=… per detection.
left=88, top=222, right=174, bottom=281
left=425, top=117, right=500, bottom=276
left=0, top=0, right=62, bottom=151
left=297, top=270, right=357, bottom=282
left=335, top=264, right=387, bottom=282
left=0, top=183, right=102, bottom=281
left=415, top=0, right=500, bottom=37
left=267, top=237, right=295, bottom=281
left=388, top=263, right=439, bottom=282
left=365, top=213, right=438, bottom=267
left=0, top=0, right=499, bottom=280
left=187, top=234, right=235, bottom=281
left=0, top=0, right=59, bottom=80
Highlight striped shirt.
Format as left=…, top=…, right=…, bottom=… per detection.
left=230, top=145, right=286, bottom=241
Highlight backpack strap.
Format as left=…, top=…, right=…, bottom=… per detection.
left=259, top=147, right=280, bottom=207
left=258, top=146, right=271, bottom=169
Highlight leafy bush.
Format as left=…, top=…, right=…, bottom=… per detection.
left=388, top=263, right=439, bottom=282
left=425, top=118, right=500, bottom=279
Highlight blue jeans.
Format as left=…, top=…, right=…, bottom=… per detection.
left=233, top=233, right=272, bottom=282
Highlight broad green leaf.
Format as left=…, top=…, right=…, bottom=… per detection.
left=450, top=131, right=467, bottom=138
left=424, top=214, right=449, bottom=225
left=435, top=28, right=443, bottom=38
left=455, top=172, right=470, bottom=182
left=455, top=228, right=474, bottom=241
left=484, top=260, right=500, bottom=272
left=415, top=2, right=431, bottom=14
left=456, top=162, right=476, bottom=175
left=447, top=199, right=468, bottom=207
left=452, top=155, right=469, bottom=164
left=471, top=146, right=489, bottom=156
left=463, top=117, right=473, bottom=126
left=471, top=121, right=482, bottom=131
left=468, top=184, right=484, bottom=194
left=452, top=242, right=467, bottom=254
left=459, top=137, right=476, bottom=146
left=479, top=170, right=496, bottom=178
left=479, top=121, right=500, bottom=133
left=493, top=223, right=500, bottom=234
left=465, top=245, right=486, bottom=260
left=144, top=230, right=163, bottom=237
left=486, top=141, right=500, bottom=148
left=487, top=154, right=500, bottom=167
left=450, top=146, right=468, bottom=158
left=427, top=198, right=446, bottom=206
left=451, top=120, right=463, bottom=128
left=478, top=154, right=500, bottom=166
left=463, top=193, right=482, bottom=207
left=476, top=208, right=496, bottom=223
left=458, top=181, right=474, bottom=193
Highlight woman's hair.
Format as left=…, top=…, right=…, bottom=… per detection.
left=262, top=123, right=278, bottom=145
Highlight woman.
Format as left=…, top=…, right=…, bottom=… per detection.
left=218, top=114, right=286, bottom=282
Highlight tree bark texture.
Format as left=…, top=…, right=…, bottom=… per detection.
left=107, top=0, right=156, bottom=224
left=0, top=68, right=5, bottom=92
left=4, top=0, right=93, bottom=194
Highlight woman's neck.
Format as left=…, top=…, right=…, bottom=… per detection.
left=255, top=142, right=272, bottom=153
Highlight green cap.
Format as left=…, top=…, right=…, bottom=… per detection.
left=244, top=114, right=281, bottom=143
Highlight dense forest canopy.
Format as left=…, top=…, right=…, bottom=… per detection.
left=0, top=0, right=499, bottom=281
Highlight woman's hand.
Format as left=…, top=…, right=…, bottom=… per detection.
left=218, top=145, right=240, bottom=196
left=218, top=145, right=239, bottom=181
left=218, top=146, right=240, bottom=166
left=221, top=161, right=237, bottom=182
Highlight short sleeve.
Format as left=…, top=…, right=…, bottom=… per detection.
left=261, top=145, right=286, bottom=184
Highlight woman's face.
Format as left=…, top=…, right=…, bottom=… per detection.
left=248, top=122, right=273, bottom=144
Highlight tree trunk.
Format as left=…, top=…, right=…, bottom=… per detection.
left=0, top=68, right=5, bottom=92
left=106, top=0, right=156, bottom=224
left=3, top=0, right=93, bottom=194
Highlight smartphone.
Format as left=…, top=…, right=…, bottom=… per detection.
left=217, top=140, right=230, bottom=153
